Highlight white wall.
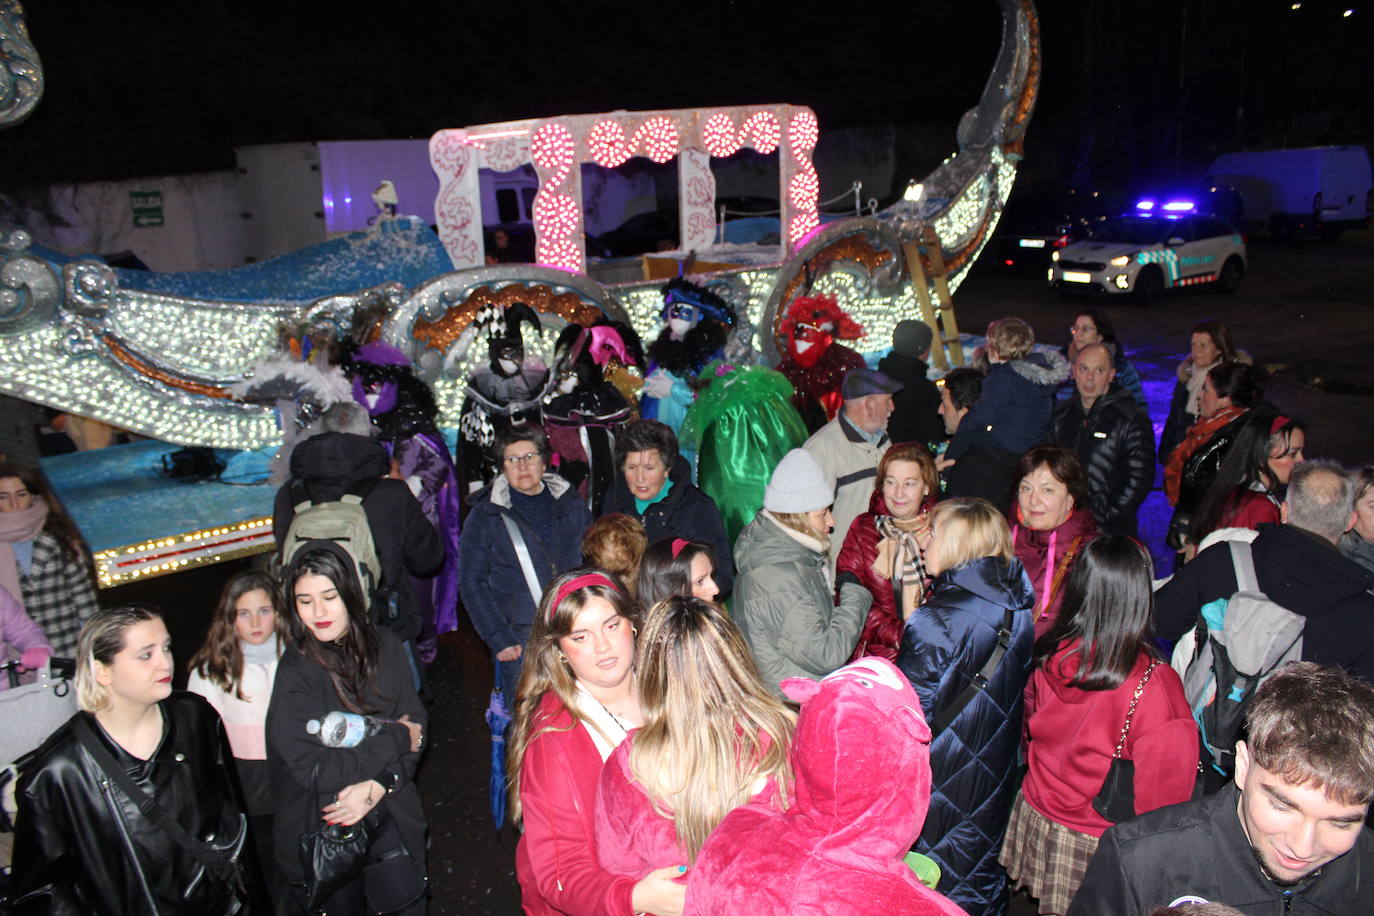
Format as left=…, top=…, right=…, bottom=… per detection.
left=4, top=171, right=248, bottom=270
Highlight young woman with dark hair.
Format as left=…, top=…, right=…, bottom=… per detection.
left=188, top=569, right=287, bottom=902
left=507, top=568, right=686, bottom=916
left=10, top=605, right=266, bottom=913
left=999, top=536, right=1197, bottom=915
left=1191, top=411, right=1306, bottom=545
left=1011, top=445, right=1099, bottom=637
left=634, top=537, right=720, bottom=608
left=0, top=461, right=100, bottom=657
left=268, top=545, right=427, bottom=915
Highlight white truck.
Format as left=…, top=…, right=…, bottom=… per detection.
left=1206, top=146, right=1371, bottom=241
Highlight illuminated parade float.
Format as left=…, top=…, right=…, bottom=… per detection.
left=0, top=0, right=1041, bottom=584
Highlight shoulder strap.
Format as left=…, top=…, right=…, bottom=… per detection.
left=501, top=514, right=544, bottom=608
left=71, top=715, right=239, bottom=876
left=291, top=478, right=313, bottom=514
left=1112, top=660, right=1159, bottom=759
left=931, top=606, right=1016, bottom=734
left=1045, top=535, right=1085, bottom=612
left=1229, top=540, right=1260, bottom=593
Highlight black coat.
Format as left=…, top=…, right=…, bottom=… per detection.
left=10, top=692, right=268, bottom=915
left=601, top=456, right=735, bottom=597
left=1155, top=523, right=1374, bottom=683
left=896, top=556, right=1036, bottom=916
left=1068, top=784, right=1374, bottom=915
left=877, top=352, right=946, bottom=445
left=274, top=432, right=445, bottom=642
left=1050, top=386, right=1156, bottom=536
left=941, top=442, right=1020, bottom=515
left=266, top=628, right=427, bottom=887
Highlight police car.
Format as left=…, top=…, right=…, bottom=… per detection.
left=1047, top=201, right=1246, bottom=305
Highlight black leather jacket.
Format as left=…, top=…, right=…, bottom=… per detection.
left=8, top=692, right=266, bottom=915
left=1050, top=386, right=1156, bottom=536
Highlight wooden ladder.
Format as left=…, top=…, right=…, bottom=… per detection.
left=901, top=225, right=964, bottom=370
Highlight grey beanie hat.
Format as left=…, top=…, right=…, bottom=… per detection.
left=764, top=448, right=836, bottom=513
left=892, top=319, right=934, bottom=358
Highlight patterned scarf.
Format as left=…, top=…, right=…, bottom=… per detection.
left=873, top=513, right=928, bottom=620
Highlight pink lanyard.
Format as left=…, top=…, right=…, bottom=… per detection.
left=1013, top=524, right=1058, bottom=618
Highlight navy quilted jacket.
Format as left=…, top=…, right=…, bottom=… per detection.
left=896, top=556, right=1035, bottom=916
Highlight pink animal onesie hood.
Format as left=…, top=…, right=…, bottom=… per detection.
left=684, top=657, right=968, bottom=915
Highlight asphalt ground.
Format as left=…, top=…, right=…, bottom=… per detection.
left=107, top=225, right=1374, bottom=914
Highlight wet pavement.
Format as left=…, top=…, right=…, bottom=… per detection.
left=108, top=226, right=1374, bottom=915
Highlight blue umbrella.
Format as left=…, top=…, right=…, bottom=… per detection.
left=485, top=688, right=512, bottom=829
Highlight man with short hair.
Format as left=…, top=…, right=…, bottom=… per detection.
left=803, top=368, right=901, bottom=561
left=937, top=368, right=1019, bottom=513
left=879, top=319, right=945, bottom=445
left=1050, top=342, right=1155, bottom=536
left=1154, top=459, right=1374, bottom=682
left=1068, top=662, right=1374, bottom=914
left=274, top=402, right=444, bottom=646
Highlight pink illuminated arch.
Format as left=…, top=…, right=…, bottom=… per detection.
left=429, top=104, right=819, bottom=273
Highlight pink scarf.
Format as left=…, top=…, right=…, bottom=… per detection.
left=0, top=502, right=49, bottom=608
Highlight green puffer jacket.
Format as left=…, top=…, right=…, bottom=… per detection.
left=732, top=510, right=873, bottom=695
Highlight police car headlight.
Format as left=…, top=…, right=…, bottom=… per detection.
left=1051, top=251, right=1060, bottom=262
left=1109, top=254, right=1130, bottom=267
left=1113, top=274, right=1131, bottom=289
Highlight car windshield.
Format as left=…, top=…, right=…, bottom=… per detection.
left=1089, top=218, right=1171, bottom=246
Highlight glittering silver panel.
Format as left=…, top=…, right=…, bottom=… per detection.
left=0, top=1, right=42, bottom=128
left=0, top=0, right=1039, bottom=446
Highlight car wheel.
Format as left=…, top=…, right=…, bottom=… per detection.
left=1134, top=266, right=1164, bottom=306
left=1216, top=256, right=1244, bottom=294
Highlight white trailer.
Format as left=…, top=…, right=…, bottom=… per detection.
left=1206, top=146, right=1372, bottom=241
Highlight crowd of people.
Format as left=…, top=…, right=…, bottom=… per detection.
left=1, top=291, right=1373, bottom=916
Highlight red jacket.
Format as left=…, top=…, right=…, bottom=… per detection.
left=1218, top=486, right=1281, bottom=532
left=516, top=692, right=636, bottom=915
left=1021, top=644, right=1198, bottom=837
left=837, top=490, right=902, bottom=661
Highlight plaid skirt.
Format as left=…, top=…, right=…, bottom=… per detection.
left=998, top=790, right=1100, bottom=915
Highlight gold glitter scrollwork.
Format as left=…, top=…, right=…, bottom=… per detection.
left=412, top=284, right=605, bottom=354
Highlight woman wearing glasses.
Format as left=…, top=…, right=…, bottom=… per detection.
left=460, top=423, right=593, bottom=700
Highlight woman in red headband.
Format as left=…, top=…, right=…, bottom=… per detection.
left=635, top=537, right=720, bottom=609
left=507, top=568, right=686, bottom=916
left=1189, top=410, right=1306, bottom=547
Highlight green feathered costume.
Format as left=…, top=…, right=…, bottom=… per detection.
left=681, top=361, right=808, bottom=547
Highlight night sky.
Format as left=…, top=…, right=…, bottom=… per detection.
left=2, top=0, right=1371, bottom=196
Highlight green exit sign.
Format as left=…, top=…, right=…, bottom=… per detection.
left=130, top=190, right=163, bottom=228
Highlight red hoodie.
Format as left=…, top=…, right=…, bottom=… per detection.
left=1021, top=643, right=1198, bottom=837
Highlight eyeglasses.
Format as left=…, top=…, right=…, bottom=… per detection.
left=503, top=452, right=542, bottom=466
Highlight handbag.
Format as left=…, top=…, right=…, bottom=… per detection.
left=298, top=763, right=372, bottom=910
left=298, top=765, right=426, bottom=914
left=1092, top=659, right=1159, bottom=823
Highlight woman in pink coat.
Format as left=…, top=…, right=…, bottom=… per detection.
left=0, top=581, right=51, bottom=687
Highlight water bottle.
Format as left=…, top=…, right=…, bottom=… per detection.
left=305, top=710, right=396, bottom=747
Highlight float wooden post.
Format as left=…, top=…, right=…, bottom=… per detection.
left=903, top=225, right=964, bottom=370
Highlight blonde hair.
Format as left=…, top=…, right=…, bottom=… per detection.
left=769, top=510, right=831, bottom=552
left=506, top=568, right=640, bottom=826
left=630, top=596, right=796, bottom=861
left=75, top=605, right=163, bottom=713
left=929, top=498, right=1013, bottom=571
left=986, top=317, right=1034, bottom=361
